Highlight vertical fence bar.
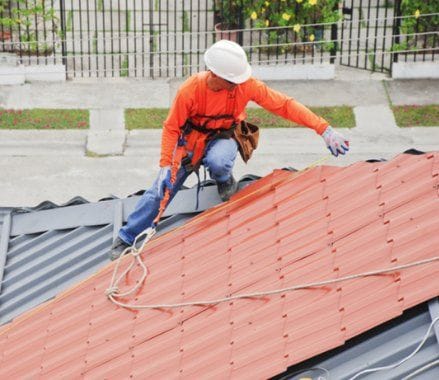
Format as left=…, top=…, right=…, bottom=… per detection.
left=356, top=0, right=362, bottom=67
left=16, top=0, right=23, bottom=61
left=372, top=0, right=380, bottom=71
left=188, top=0, right=192, bottom=75
left=126, top=0, right=129, bottom=77
left=25, top=0, right=31, bottom=64
left=78, top=0, right=84, bottom=76
left=42, top=0, right=47, bottom=64
left=34, top=0, right=40, bottom=62
left=109, top=0, right=115, bottom=77
left=182, top=0, right=185, bottom=76
left=133, top=0, right=137, bottom=77
left=391, top=0, right=401, bottom=71
left=93, top=0, right=98, bottom=77
left=0, top=2, right=4, bottom=53
left=101, top=0, right=106, bottom=77
left=159, top=0, right=162, bottom=77
left=364, top=0, right=371, bottom=69
left=330, top=3, right=338, bottom=64
left=380, top=0, right=389, bottom=71
left=118, top=0, right=121, bottom=76
left=59, top=0, right=67, bottom=69
left=149, top=0, right=154, bottom=78
left=141, top=0, right=145, bottom=77
left=422, top=19, right=427, bottom=62
left=197, top=0, right=200, bottom=71
left=86, top=0, right=91, bottom=76
left=340, top=1, right=345, bottom=65
left=51, top=0, right=56, bottom=64
left=166, top=0, right=169, bottom=77
left=347, top=0, right=353, bottom=66
left=174, top=0, right=176, bottom=77
left=414, top=17, right=419, bottom=62
left=71, top=0, right=76, bottom=77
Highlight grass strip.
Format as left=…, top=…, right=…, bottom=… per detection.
left=0, top=109, right=89, bottom=129
left=126, top=106, right=355, bottom=130
left=392, top=105, right=439, bottom=127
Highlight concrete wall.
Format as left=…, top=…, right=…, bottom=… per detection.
left=392, top=62, right=439, bottom=79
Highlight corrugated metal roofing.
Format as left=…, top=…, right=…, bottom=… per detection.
left=0, top=152, right=438, bottom=379
left=0, top=180, right=252, bottom=325
left=277, top=299, right=439, bottom=379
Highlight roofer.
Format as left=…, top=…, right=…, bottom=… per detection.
left=109, top=39, right=349, bottom=260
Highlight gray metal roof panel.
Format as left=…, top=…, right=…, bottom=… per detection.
left=277, top=299, right=439, bottom=380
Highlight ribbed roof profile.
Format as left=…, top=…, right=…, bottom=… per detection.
left=0, top=181, right=233, bottom=325
left=0, top=152, right=438, bottom=379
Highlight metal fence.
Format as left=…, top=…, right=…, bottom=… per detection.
left=0, top=0, right=437, bottom=78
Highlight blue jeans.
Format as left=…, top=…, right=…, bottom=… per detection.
left=119, top=137, right=238, bottom=245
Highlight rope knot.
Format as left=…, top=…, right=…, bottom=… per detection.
left=131, top=249, right=141, bottom=258
left=105, top=286, right=119, bottom=297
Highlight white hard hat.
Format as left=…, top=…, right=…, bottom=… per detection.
left=204, top=40, right=252, bottom=84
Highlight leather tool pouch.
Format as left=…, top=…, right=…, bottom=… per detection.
left=233, top=121, right=260, bottom=163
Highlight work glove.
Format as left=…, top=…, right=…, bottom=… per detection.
left=322, top=126, right=349, bottom=157
left=156, top=166, right=172, bottom=199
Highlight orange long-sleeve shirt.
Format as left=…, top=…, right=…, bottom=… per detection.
left=160, top=71, right=329, bottom=167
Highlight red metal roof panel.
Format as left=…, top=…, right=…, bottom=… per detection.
left=1, top=152, right=438, bottom=379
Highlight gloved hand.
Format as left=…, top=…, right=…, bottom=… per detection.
left=322, top=126, right=349, bottom=157
left=156, top=166, right=172, bottom=199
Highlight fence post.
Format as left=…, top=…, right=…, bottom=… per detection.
left=392, top=0, right=402, bottom=66
left=330, top=1, right=340, bottom=64
left=59, top=0, right=67, bottom=71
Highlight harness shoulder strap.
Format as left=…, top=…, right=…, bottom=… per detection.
left=197, top=72, right=208, bottom=117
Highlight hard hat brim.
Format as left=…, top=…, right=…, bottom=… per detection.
left=209, top=62, right=252, bottom=84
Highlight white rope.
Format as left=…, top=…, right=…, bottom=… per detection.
left=349, top=316, right=439, bottom=380
left=401, top=359, right=439, bottom=380
left=106, top=256, right=439, bottom=310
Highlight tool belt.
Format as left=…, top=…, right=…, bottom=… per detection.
left=182, top=118, right=260, bottom=167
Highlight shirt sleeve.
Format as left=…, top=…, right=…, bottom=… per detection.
left=160, top=89, right=193, bottom=167
left=247, top=78, right=329, bottom=135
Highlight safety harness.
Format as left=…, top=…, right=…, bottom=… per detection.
left=154, top=72, right=238, bottom=222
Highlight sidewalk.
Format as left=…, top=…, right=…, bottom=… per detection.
left=1, top=69, right=438, bottom=109
left=1, top=68, right=438, bottom=207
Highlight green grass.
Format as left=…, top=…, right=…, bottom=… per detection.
left=126, top=106, right=355, bottom=130
left=0, top=109, right=89, bottom=129
left=393, top=105, right=439, bottom=127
